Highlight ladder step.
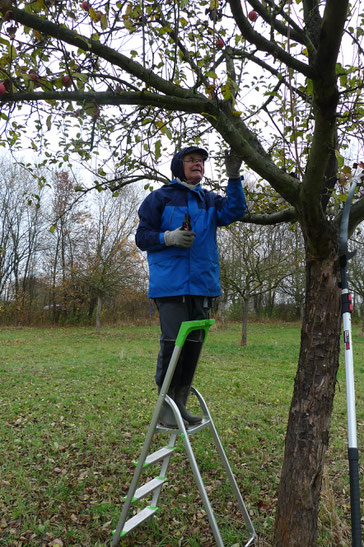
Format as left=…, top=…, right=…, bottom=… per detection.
left=143, top=446, right=175, bottom=467
left=156, top=418, right=210, bottom=435
left=125, top=477, right=167, bottom=502
left=121, top=506, right=158, bottom=537
left=185, top=418, right=211, bottom=435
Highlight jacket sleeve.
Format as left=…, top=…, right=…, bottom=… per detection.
left=135, top=190, right=167, bottom=251
left=215, top=177, right=246, bottom=226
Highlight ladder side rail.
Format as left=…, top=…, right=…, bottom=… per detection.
left=112, top=320, right=215, bottom=545
left=157, top=395, right=226, bottom=545
left=192, top=388, right=257, bottom=544
left=172, top=400, right=225, bottom=547
left=112, top=345, right=183, bottom=545
left=151, top=431, right=178, bottom=507
left=179, top=430, right=225, bottom=546
left=158, top=431, right=178, bottom=479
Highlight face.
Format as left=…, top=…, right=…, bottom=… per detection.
left=182, top=153, right=205, bottom=184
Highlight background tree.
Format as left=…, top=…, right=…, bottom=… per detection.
left=75, top=186, right=142, bottom=332
left=278, top=225, right=306, bottom=319
left=0, top=157, right=46, bottom=322
left=42, top=170, right=88, bottom=322
left=0, top=1, right=363, bottom=544
left=219, top=222, right=294, bottom=345
left=348, top=229, right=364, bottom=334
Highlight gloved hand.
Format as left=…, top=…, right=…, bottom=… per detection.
left=164, top=228, right=195, bottom=247
left=225, top=150, right=242, bottom=179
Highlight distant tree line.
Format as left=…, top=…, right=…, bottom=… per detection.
left=0, top=157, right=149, bottom=328
left=1, top=156, right=363, bottom=332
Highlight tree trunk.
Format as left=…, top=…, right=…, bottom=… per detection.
left=274, top=252, right=342, bottom=545
left=240, top=297, right=249, bottom=346
left=95, top=294, right=102, bottom=333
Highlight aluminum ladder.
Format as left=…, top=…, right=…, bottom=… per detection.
left=111, top=319, right=256, bottom=547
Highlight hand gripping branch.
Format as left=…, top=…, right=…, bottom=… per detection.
left=339, top=175, right=362, bottom=547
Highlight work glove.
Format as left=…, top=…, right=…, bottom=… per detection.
left=225, top=150, right=243, bottom=179
left=164, top=227, right=195, bottom=248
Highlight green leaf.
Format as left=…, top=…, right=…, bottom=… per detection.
left=221, top=83, right=232, bottom=101
left=221, top=78, right=238, bottom=101
left=101, top=14, right=108, bottom=30
left=73, top=72, right=88, bottom=82
left=335, top=150, right=344, bottom=168
left=205, top=71, right=217, bottom=79
left=155, top=139, right=161, bottom=161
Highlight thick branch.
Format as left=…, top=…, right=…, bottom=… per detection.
left=298, top=1, right=349, bottom=251
left=9, top=7, right=193, bottom=99
left=0, top=89, right=210, bottom=113
left=242, top=206, right=297, bottom=225
left=312, top=0, right=349, bottom=78
left=227, top=0, right=314, bottom=78
left=302, top=0, right=322, bottom=49
left=208, top=105, right=301, bottom=206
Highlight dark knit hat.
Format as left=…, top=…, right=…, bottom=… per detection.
left=170, top=146, right=208, bottom=181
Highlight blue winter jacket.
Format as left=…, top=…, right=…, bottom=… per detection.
left=135, top=178, right=246, bottom=298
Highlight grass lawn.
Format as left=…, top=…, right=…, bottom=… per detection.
left=0, top=322, right=363, bottom=546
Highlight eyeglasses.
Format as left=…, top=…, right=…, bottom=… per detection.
left=183, top=158, right=205, bottom=164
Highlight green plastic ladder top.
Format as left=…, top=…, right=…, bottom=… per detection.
left=175, top=319, right=215, bottom=348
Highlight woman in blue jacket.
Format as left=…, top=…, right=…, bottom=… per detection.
left=136, top=146, right=246, bottom=427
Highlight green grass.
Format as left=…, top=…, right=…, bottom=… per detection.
left=0, top=323, right=363, bottom=546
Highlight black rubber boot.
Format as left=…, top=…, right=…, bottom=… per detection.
left=174, top=385, right=202, bottom=425
left=158, top=387, right=188, bottom=428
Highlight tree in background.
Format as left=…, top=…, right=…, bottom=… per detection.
left=219, top=223, right=294, bottom=345
left=0, top=162, right=146, bottom=325
left=348, top=229, right=364, bottom=334
left=279, top=224, right=306, bottom=319
left=75, top=186, right=144, bottom=331
left=0, top=157, right=46, bottom=322
left=42, top=170, right=89, bottom=321
left=0, top=1, right=363, bottom=543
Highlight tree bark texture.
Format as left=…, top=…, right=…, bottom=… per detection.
left=274, top=251, right=342, bottom=545
left=240, top=297, right=249, bottom=347
left=96, top=295, right=102, bottom=333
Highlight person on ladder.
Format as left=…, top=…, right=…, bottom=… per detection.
left=136, top=145, right=246, bottom=427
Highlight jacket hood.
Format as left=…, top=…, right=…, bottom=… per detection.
left=170, top=146, right=208, bottom=181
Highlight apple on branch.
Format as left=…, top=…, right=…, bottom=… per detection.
left=28, top=70, right=41, bottom=84
left=62, top=75, right=72, bottom=88
left=248, top=10, right=258, bottom=22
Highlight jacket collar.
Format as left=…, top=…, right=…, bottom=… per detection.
left=171, top=178, right=205, bottom=199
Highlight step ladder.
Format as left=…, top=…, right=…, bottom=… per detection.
left=111, top=319, right=256, bottom=547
